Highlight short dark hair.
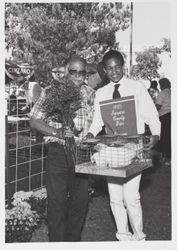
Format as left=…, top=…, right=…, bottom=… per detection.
left=102, top=50, right=124, bottom=67
left=159, top=78, right=171, bottom=89
left=150, top=80, right=158, bottom=90
left=68, top=55, right=86, bottom=66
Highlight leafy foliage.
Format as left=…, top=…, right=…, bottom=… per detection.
left=42, top=78, right=81, bottom=126
left=42, top=77, right=82, bottom=163
left=130, top=46, right=162, bottom=82
left=5, top=2, right=131, bottom=85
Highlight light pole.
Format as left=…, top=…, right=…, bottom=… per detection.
left=130, top=2, right=133, bottom=74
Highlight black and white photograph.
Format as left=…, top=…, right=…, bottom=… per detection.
left=1, top=0, right=177, bottom=249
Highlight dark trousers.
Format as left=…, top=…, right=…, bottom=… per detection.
left=46, top=142, right=89, bottom=242
left=159, top=112, right=171, bottom=160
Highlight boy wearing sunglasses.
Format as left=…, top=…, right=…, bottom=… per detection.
left=30, top=55, right=94, bottom=242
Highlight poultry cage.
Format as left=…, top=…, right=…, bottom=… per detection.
left=75, top=135, right=152, bottom=178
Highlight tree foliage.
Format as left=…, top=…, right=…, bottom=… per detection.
left=130, top=46, right=162, bottom=82
left=5, top=2, right=131, bottom=85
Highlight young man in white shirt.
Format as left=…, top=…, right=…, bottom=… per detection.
left=87, top=50, right=161, bottom=241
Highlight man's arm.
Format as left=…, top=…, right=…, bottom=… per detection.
left=156, top=104, right=162, bottom=111
left=138, top=83, right=161, bottom=150
left=88, top=90, right=104, bottom=137
left=156, top=92, right=163, bottom=112
left=30, top=118, right=62, bottom=138
left=29, top=87, right=63, bottom=138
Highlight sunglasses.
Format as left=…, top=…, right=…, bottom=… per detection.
left=68, top=69, right=86, bottom=77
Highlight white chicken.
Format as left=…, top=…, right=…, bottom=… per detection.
left=91, top=142, right=143, bottom=168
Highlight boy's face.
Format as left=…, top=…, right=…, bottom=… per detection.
left=67, top=60, right=86, bottom=87
left=104, top=57, right=123, bottom=83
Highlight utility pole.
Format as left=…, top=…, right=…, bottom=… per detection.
left=130, top=2, right=133, bottom=74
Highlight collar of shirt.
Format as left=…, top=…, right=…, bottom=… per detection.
left=109, top=76, right=127, bottom=87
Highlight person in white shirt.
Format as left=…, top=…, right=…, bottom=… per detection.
left=87, top=50, right=161, bottom=241
left=156, top=78, right=171, bottom=165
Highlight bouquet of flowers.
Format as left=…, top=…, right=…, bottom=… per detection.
left=42, top=77, right=82, bottom=164
left=5, top=199, right=40, bottom=242
left=13, top=189, right=47, bottom=221
left=28, top=188, right=47, bottom=221
left=5, top=189, right=48, bottom=243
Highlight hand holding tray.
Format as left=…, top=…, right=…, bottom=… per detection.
left=82, top=138, right=101, bottom=145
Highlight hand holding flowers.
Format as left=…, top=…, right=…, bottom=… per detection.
left=42, top=77, right=82, bottom=163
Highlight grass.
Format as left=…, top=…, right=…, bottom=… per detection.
left=31, top=159, right=171, bottom=241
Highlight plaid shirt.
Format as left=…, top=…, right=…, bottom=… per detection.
left=29, top=84, right=95, bottom=144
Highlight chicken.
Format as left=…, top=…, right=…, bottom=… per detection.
left=91, top=142, right=143, bottom=168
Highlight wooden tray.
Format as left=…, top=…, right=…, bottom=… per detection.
left=75, top=158, right=152, bottom=178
